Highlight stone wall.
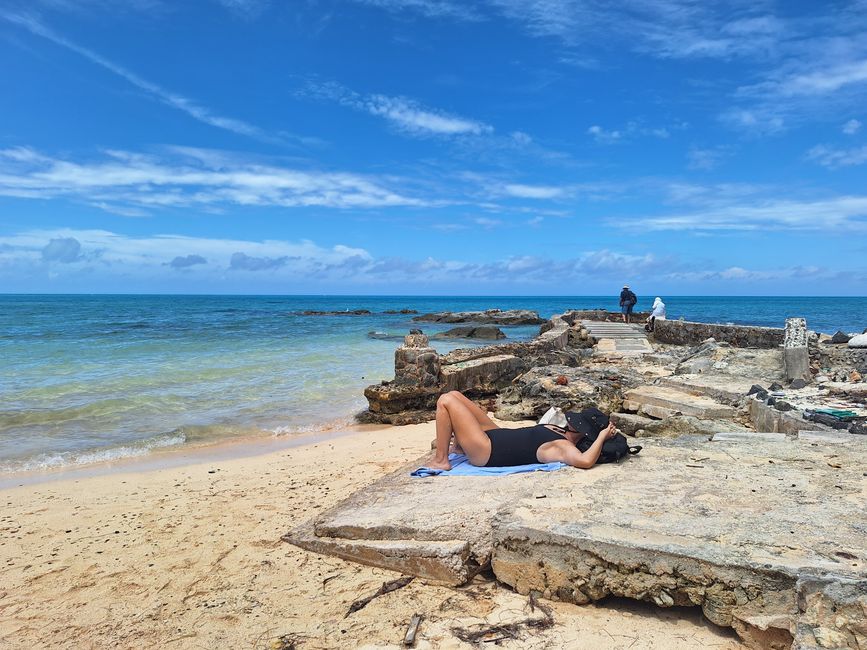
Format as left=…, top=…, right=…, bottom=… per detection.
left=813, top=345, right=867, bottom=377
left=652, top=319, right=784, bottom=348
left=560, top=309, right=651, bottom=324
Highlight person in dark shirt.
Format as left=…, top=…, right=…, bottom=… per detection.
left=619, top=284, right=637, bottom=323
left=426, top=391, right=616, bottom=471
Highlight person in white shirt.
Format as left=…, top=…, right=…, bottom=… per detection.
left=645, top=297, right=666, bottom=332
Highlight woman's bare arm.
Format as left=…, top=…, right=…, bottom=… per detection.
left=541, top=423, right=617, bottom=469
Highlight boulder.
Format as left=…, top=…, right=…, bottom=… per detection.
left=848, top=333, right=867, bottom=348
left=431, top=326, right=506, bottom=340
left=831, top=330, right=852, bottom=344
left=789, top=378, right=807, bottom=389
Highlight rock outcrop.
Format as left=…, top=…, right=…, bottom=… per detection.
left=413, top=309, right=545, bottom=325
left=431, top=326, right=506, bottom=340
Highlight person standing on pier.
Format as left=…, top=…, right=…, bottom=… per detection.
left=619, top=285, right=637, bottom=324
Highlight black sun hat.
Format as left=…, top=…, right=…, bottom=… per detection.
left=565, top=407, right=610, bottom=435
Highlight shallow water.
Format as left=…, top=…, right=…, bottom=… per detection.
left=1, top=294, right=864, bottom=473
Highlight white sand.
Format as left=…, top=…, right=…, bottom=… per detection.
left=0, top=422, right=743, bottom=649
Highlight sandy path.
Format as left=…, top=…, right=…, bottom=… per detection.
left=0, top=423, right=743, bottom=649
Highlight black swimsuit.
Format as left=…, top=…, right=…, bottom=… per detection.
left=484, top=425, right=566, bottom=467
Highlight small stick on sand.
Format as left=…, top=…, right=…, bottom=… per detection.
left=403, top=613, right=423, bottom=646
left=345, top=575, right=414, bottom=617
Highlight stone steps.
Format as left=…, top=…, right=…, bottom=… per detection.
left=623, top=385, right=738, bottom=419
left=582, top=321, right=654, bottom=357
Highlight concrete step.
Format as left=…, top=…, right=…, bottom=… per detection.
left=658, top=376, right=751, bottom=406
left=623, top=385, right=738, bottom=419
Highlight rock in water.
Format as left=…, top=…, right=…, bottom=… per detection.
left=431, top=326, right=507, bottom=340
left=830, top=330, right=851, bottom=344
left=413, top=309, right=545, bottom=325
left=847, top=333, right=867, bottom=348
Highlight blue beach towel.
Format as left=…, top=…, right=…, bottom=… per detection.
left=410, top=452, right=567, bottom=477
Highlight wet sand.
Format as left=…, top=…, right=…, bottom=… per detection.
left=0, top=422, right=743, bottom=649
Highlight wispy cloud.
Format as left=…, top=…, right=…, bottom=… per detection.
left=686, top=146, right=731, bottom=170
left=300, top=81, right=492, bottom=136
left=806, top=144, right=867, bottom=169
left=1, top=12, right=274, bottom=141
left=354, top=0, right=785, bottom=61
left=587, top=121, right=672, bottom=144
left=843, top=118, right=862, bottom=134
left=623, top=191, right=867, bottom=231
left=350, top=0, right=482, bottom=21
left=0, top=146, right=428, bottom=211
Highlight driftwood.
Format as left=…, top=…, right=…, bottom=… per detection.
left=451, top=591, right=554, bottom=646
left=345, top=576, right=414, bottom=617
left=403, top=613, right=423, bottom=646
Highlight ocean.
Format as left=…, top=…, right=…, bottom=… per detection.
left=1, top=294, right=865, bottom=474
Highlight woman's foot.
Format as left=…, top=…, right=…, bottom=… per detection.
left=427, top=456, right=452, bottom=471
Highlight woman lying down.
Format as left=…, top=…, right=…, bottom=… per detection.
left=427, top=390, right=618, bottom=472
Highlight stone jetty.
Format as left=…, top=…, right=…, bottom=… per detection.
left=287, top=309, right=867, bottom=649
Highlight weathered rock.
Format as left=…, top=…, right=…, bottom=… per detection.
left=831, top=330, right=852, bottom=344
left=382, top=309, right=418, bottom=314
left=440, top=354, right=526, bottom=394
left=622, top=385, right=738, bottom=420
left=609, top=412, right=655, bottom=436
left=635, top=415, right=752, bottom=438
left=848, top=333, right=867, bottom=348
left=653, top=319, right=784, bottom=348
left=851, top=370, right=863, bottom=383
left=774, top=400, right=795, bottom=412
left=413, top=309, right=545, bottom=325
left=431, top=326, right=506, bottom=340
left=494, top=365, right=640, bottom=421
left=789, top=378, right=807, bottom=389
left=769, top=382, right=784, bottom=391
left=394, top=332, right=440, bottom=387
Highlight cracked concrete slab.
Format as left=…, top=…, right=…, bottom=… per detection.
left=491, top=436, right=867, bottom=649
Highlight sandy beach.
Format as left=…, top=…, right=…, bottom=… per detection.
left=0, top=422, right=744, bottom=649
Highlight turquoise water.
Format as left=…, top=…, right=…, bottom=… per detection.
left=1, top=294, right=865, bottom=473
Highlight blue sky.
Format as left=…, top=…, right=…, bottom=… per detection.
left=1, top=0, right=866, bottom=295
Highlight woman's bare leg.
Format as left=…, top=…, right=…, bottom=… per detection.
left=429, top=393, right=492, bottom=470
left=444, top=390, right=496, bottom=429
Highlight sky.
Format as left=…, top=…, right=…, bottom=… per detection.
left=1, top=0, right=866, bottom=295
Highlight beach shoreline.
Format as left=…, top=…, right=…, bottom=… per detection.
left=0, top=418, right=744, bottom=649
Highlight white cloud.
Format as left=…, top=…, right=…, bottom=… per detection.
left=718, top=109, right=785, bottom=134
left=806, top=144, right=867, bottom=169
left=502, top=183, right=564, bottom=199
left=1, top=12, right=274, bottom=142
left=363, top=95, right=493, bottom=135
left=843, top=119, right=862, bottom=135
left=301, top=81, right=492, bottom=137
left=474, top=217, right=502, bottom=228
left=624, top=194, right=867, bottom=231
left=0, top=146, right=426, bottom=211
left=587, top=121, right=672, bottom=144
left=686, top=146, right=730, bottom=171
left=771, top=60, right=867, bottom=97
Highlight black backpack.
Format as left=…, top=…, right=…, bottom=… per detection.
left=565, top=407, right=642, bottom=464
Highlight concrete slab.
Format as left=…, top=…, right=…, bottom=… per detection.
left=712, top=431, right=788, bottom=442
left=283, top=457, right=565, bottom=585
left=624, top=385, right=738, bottom=419
left=659, top=374, right=755, bottom=406
left=491, top=437, right=867, bottom=649
left=798, top=430, right=867, bottom=445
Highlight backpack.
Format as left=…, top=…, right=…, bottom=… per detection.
left=565, top=407, right=642, bottom=464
